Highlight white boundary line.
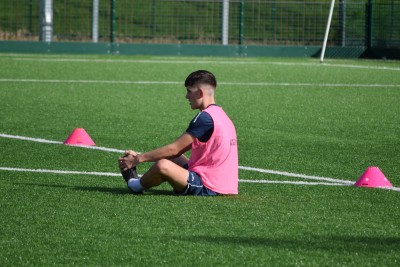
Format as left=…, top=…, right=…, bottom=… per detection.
left=0, top=167, right=120, bottom=177
left=0, top=165, right=351, bottom=186
left=239, top=166, right=353, bottom=184
left=240, top=179, right=350, bottom=187
left=1, top=167, right=399, bottom=192
left=2, top=133, right=399, bottom=192
left=1, top=78, right=399, bottom=88
left=0, top=167, right=348, bottom=187
left=0, top=132, right=351, bottom=185
left=4, top=57, right=400, bottom=71
left=0, top=133, right=63, bottom=145
left=0, top=134, right=353, bottom=184
left=268, top=61, right=400, bottom=71
left=0, top=78, right=180, bottom=85
left=0, top=133, right=124, bottom=153
left=10, top=57, right=261, bottom=65
left=323, top=63, right=400, bottom=71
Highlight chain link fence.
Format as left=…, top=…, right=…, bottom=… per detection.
left=0, top=0, right=399, bottom=48
left=371, top=1, right=400, bottom=47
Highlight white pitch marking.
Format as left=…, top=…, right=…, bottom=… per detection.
left=0, top=167, right=120, bottom=177
left=0, top=133, right=124, bottom=153
left=239, top=166, right=353, bottom=184
left=239, top=179, right=350, bottom=187
left=221, top=82, right=400, bottom=88
left=1, top=167, right=400, bottom=192
left=267, top=61, right=400, bottom=71
left=0, top=132, right=353, bottom=184
left=323, top=63, right=400, bottom=72
left=381, top=187, right=400, bottom=192
left=0, top=133, right=63, bottom=145
left=0, top=78, right=399, bottom=88
left=5, top=57, right=400, bottom=71
left=11, top=57, right=256, bottom=65
left=69, top=145, right=124, bottom=153
left=0, top=167, right=347, bottom=187
left=0, top=78, right=181, bottom=85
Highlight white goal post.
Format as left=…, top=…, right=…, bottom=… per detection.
left=320, top=0, right=336, bottom=63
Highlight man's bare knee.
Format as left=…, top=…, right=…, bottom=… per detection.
left=153, top=159, right=172, bottom=176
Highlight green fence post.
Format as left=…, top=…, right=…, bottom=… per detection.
left=110, top=0, right=116, bottom=53
left=238, top=0, right=245, bottom=56
left=29, top=0, right=33, bottom=34
left=365, top=0, right=373, bottom=48
left=239, top=0, right=244, bottom=46
left=271, top=2, right=275, bottom=43
left=339, top=0, right=346, bottom=47
left=152, top=0, right=156, bottom=36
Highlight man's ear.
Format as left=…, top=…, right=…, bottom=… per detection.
left=198, top=87, right=205, bottom=97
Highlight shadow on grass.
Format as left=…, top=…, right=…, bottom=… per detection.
left=178, top=235, right=400, bottom=253
left=75, top=187, right=172, bottom=196
left=17, top=182, right=174, bottom=196
left=20, top=182, right=129, bottom=194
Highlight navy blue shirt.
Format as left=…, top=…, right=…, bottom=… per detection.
left=186, top=109, right=214, bottom=143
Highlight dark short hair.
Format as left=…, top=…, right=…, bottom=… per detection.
left=184, top=70, right=217, bottom=88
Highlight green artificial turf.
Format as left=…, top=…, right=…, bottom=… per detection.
left=1, top=54, right=400, bottom=266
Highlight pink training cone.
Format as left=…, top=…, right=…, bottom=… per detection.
left=64, top=128, right=96, bottom=146
left=354, top=166, right=392, bottom=188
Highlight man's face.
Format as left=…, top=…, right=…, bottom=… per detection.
left=185, top=86, right=202, bottom=110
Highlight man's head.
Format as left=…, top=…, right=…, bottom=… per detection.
left=184, top=70, right=217, bottom=89
left=185, top=70, right=217, bottom=110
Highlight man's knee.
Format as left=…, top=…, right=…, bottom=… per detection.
left=153, top=159, right=173, bottom=175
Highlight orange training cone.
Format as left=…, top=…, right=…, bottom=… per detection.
left=354, top=166, right=392, bottom=188
left=64, top=128, right=96, bottom=146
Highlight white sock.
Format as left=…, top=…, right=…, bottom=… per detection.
left=127, top=178, right=145, bottom=193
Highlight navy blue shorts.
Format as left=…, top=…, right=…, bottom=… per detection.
left=175, top=169, right=218, bottom=196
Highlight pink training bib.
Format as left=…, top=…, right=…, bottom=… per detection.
left=188, top=105, right=238, bottom=194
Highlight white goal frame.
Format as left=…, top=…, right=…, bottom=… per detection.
left=320, top=0, right=336, bottom=63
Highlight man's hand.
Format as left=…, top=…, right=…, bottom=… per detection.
left=124, top=150, right=137, bottom=157
left=118, top=150, right=140, bottom=171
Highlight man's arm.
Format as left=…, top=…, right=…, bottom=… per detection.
left=138, top=132, right=193, bottom=163
left=119, top=132, right=194, bottom=171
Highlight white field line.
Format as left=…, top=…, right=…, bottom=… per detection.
left=0, top=78, right=180, bottom=85
left=241, top=178, right=400, bottom=192
left=0, top=133, right=63, bottom=145
left=0, top=167, right=347, bottom=187
left=2, top=167, right=400, bottom=192
left=1, top=132, right=352, bottom=185
left=221, top=82, right=400, bottom=88
left=5, top=57, right=400, bottom=71
left=10, top=57, right=261, bottom=64
left=239, top=166, right=353, bottom=185
left=0, top=167, right=120, bottom=177
left=0, top=78, right=399, bottom=88
left=268, top=61, right=400, bottom=71
left=0, top=133, right=124, bottom=153
left=324, top=63, right=400, bottom=72
left=240, top=179, right=350, bottom=187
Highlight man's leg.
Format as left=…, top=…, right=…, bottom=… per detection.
left=138, top=159, right=189, bottom=193
left=169, top=154, right=189, bottom=168
left=139, top=154, right=189, bottom=192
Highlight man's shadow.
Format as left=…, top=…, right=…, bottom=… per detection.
left=17, top=182, right=173, bottom=196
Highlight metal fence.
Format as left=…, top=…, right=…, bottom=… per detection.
left=0, top=0, right=399, bottom=48
left=370, top=2, right=400, bottom=48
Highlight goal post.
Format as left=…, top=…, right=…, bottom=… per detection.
left=222, top=0, right=229, bottom=45
left=320, top=0, right=336, bottom=63
left=92, top=0, right=99, bottom=43
left=39, top=0, right=53, bottom=42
